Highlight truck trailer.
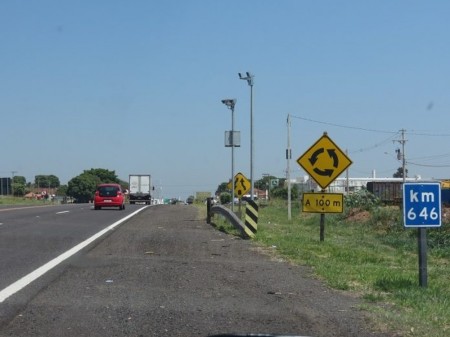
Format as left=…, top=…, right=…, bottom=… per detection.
left=129, top=174, right=151, bottom=205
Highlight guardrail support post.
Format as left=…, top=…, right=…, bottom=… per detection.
left=206, top=197, right=212, bottom=224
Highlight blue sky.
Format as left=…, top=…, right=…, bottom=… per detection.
left=1, top=1, right=450, bottom=199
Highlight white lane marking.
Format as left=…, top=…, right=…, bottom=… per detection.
left=0, top=205, right=60, bottom=212
left=56, top=211, right=70, bottom=215
left=0, top=206, right=149, bottom=303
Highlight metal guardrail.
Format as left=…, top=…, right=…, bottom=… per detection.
left=206, top=198, right=253, bottom=239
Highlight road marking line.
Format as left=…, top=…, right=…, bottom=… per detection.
left=0, top=206, right=149, bottom=303
left=0, top=205, right=58, bottom=212
left=56, top=211, right=70, bottom=215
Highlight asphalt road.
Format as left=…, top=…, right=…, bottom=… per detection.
left=0, top=204, right=392, bottom=337
left=0, top=204, right=146, bottom=290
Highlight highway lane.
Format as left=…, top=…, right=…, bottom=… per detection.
left=0, top=203, right=148, bottom=300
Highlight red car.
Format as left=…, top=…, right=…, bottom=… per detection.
left=94, top=183, right=125, bottom=210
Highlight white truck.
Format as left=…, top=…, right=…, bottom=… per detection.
left=128, top=174, right=152, bottom=205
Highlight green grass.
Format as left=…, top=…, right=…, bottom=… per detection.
left=207, top=209, right=243, bottom=237
left=203, top=200, right=450, bottom=336
left=0, top=196, right=50, bottom=206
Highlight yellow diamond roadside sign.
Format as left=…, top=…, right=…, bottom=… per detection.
left=226, top=173, right=251, bottom=198
left=297, top=133, right=352, bottom=189
left=234, top=172, right=251, bottom=198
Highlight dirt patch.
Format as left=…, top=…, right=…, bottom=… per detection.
left=443, top=207, right=450, bottom=221
left=346, top=208, right=371, bottom=222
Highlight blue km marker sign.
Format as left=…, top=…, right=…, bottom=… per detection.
left=403, top=183, right=441, bottom=228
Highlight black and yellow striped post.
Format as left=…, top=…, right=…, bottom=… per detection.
left=244, top=199, right=258, bottom=237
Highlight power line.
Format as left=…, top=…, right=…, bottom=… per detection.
left=409, top=152, right=450, bottom=161
left=349, top=133, right=399, bottom=154
left=291, top=115, right=450, bottom=137
left=290, top=115, right=450, bottom=172
left=290, top=115, right=397, bottom=134
left=408, top=130, right=450, bottom=137
left=408, top=161, right=450, bottom=168
left=290, top=115, right=401, bottom=154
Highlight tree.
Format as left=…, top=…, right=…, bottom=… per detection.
left=83, top=168, right=119, bottom=183
left=48, top=175, right=60, bottom=188
left=216, top=182, right=230, bottom=195
left=393, top=167, right=408, bottom=178
left=66, top=168, right=123, bottom=203
left=254, top=175, right=276, bottom=190
left=35, top=175, right=60, bottom=188
left=67, top=173, right=99, bottom=203
left=13, top=176, right=26, bottom=185
left=271, top=185, right=299, bottom=200
left=56, top=185, right=68, bottom=196
left=12, top=183, right=26, bottom=197
left=254, top=175, right=284, bottom=190
left=12, top=176, right=27, bottom=197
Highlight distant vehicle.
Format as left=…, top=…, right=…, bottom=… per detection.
left=129, top=174, right=151, bottom=205
left=94, top=183, right=125, bottom=210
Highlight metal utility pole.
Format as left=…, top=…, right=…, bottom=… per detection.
left=222, top=99, right=237, bottom=212
left=400, top=129, right=407, bottom=182
left=394, top=129, right=407, bottom=181
left=345, top=150, right=350, bottom=195
left=286, top=114, right=292, bottom=220
left=239, top=72, right=254, bottom=200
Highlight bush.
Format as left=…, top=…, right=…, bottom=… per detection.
left=345, top=188, right=381, bottom=210
left=428, top=225, right=450, bottom=257
left=367, top=206, right=403, bottom=233
left=220, top=192, right=231, bottom=204
left=343, top=188, right=380, bottom=213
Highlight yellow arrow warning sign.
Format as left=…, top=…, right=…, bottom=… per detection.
left=226, top=173, right=251, bottom=198
left=233, top=172, right=251, bottom=198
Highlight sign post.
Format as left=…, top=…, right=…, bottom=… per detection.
left=403, top=183, right=441, bottom=287
left=297, top=132, right=352, bottom=241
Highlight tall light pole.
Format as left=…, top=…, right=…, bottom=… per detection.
left=239, top=72, right=254, bottom=200
left=222, top=99, right=236, bottom=211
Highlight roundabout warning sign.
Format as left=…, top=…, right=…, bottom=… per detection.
left=297, top=133, right=352, bottom=189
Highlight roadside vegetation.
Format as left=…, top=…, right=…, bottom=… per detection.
left=1, top=168, right=128, bottom=203
left=0, top=196, right=49, bottom=206
left=206, top=190, right=450, bottom=337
